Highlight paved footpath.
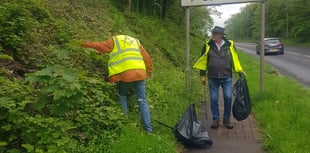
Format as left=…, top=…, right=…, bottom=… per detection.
left=185, top=92, right=265, bottom=153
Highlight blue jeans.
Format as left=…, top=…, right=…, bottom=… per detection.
left=117, top=80, right=152, bottom=132
left=208, top=78, right=233, bottom=121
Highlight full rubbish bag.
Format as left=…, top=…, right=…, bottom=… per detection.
left=174, top=103, right=213, bottom=148
left=232, top=73, right=251, bottom=121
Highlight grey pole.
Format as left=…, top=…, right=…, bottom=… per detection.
left=185, top=7, right=191, bottom=93
left=260, top=2, right=265, bottom=94
left=286, top=0, right=289, bottom=38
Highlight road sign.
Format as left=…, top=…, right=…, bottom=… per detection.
left=181, top=0, right=264, bottom=7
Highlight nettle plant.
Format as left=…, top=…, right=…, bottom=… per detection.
left=0, top=41, right=124, bottom=152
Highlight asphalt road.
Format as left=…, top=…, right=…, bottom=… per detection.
left=235, top=43, right=310, bottom=87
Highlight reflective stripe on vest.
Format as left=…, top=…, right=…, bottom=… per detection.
left=108, top=57, right=144, bottom=67
left=109, top=36, right=141, bottom=58
left=108, top=35, right=146, bottom=77
left=193, top=40, right=243, bottom=72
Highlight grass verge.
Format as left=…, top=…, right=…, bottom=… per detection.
left=238, top=51, right=310, bottom=153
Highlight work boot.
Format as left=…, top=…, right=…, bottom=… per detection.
left=211, top=120, right=219, bottom=129
left=223, top=120, right=234, bottom=129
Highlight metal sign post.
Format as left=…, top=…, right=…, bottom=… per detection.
left=260, top=2, right=265, bottom=94
left=181, top=0, right=265, bottom=94
left=185, top=7, right=191, bottom=92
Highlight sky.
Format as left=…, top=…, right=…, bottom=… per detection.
left=210, top=3, right=248, bottom=27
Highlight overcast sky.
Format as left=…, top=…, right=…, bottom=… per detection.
left=210, top=3, right=248, bottom=27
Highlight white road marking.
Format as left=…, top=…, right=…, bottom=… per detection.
left=287, top=51, right=310, bottom=58
left=287, top=51, right=300, bottom=56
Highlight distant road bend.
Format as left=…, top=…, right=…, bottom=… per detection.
left=236, top=43, right=310, bottom=87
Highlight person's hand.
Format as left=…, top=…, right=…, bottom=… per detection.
left=77, top=39, right=85, bottom=47
left=80, top=40, right=91, bottom=47
left=148, top=73, right=153, bottom=80
left=239, top=71, right=246, bottom=77
left=81, top=42, right=87, bottom=47
left=200, top=76, right=206, bottom=85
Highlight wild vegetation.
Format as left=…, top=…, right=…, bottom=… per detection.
left=224, top=0, right=310, bottom=43
left=1, top=0, right=310, bottom=153
left=0, top=0, right=211, bottom=152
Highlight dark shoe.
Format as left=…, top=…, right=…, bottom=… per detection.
left=223, top=120, right=234, bottom=129
left=211, top=120, right=219, bottom=129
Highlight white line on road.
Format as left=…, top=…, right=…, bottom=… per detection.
left=287, top=51, right=300, bottom=56
left=287, top=51, right=310, bottom=58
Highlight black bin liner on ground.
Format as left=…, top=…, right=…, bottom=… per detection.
left=174, top=103, right=213, bottom=148
left=232, top=73, right=252, bottom=121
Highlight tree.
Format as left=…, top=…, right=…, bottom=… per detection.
left=225, top=0, right=310, bottom=42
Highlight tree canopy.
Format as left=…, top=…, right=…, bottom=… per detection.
left=225, top=0, right=310, bottom=43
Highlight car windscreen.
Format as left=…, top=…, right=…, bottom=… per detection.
left=265, top=39, right=280, bottom=44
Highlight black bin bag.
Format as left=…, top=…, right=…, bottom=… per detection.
left=232, top=73, right=252, bottom=121
left=174, top=103, right=213, bottom=148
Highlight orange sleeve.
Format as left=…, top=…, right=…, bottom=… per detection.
left=82, top=39, right=114, bottom=53
left=140, top=45, right=153, bottom=74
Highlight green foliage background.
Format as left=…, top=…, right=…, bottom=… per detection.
left=224, top=0, right=310, bottom=43
left=0, top=0, right=211, bottom=152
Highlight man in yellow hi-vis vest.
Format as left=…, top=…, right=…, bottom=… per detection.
left=193, top=26, right=244, bottom=129
left=82, top=35, right=153, bottom=132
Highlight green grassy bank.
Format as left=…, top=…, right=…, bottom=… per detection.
left=0, top=0, right=204, bottom=152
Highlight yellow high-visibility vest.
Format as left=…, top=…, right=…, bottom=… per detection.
left=193, top=40, right=243, bottom=72
left=108, top=35, right=146, bottom=77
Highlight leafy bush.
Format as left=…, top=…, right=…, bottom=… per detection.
left=0, top=42, right=124, bottom=152
left=0, top=0, right=51, bottom=52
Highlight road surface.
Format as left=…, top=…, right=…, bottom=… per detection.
left=236, top=43, right=310, bottom=87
